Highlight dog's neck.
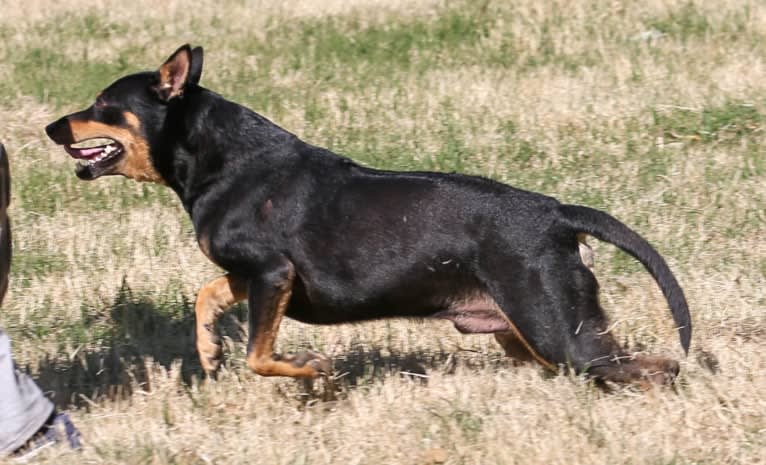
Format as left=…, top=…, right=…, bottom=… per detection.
left=151, top=88, right=299, bottom=211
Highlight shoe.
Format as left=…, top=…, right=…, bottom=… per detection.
left=11, top=411, right=81, bottom=462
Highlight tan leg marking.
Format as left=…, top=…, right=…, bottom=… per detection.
left=245, top=265, right=330, bottom=378
left=195, top=275, right=247, bottom=374
left=495, top=313, right=558, bottom=372
left=494, top=331, right=536, bottom=363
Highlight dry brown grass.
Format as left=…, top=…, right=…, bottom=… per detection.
left=0, top=0, right=764, bottom=463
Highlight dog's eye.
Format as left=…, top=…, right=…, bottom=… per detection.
left=94, top=97, right=108, bottom=109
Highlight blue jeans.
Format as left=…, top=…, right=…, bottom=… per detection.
left=0, top=329, right=54, bottom=454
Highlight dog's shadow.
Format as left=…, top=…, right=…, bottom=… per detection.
left=32, top=281, right=238, bottom=409
left=31, top=282, right=492, bottom=409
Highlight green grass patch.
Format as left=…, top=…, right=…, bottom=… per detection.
left=9, top=280, right=199, bottom=352
left=2, top=2, right=608, bottom=111
left=14, top=162, right=176, bottom=217
left=0, top=14, right=147, bottom=106
left=31, top=12, right=130, bottom=42
left=290, top=10, right=491, bottom=73
left=609, top=247, right=648, bottom=276
left=522, top=22, right=602, bottom=72
left=638, top=146, right=670, bottom=185
left=646, top=2, right=712, bottom=42
left=652, top=101, right=763, bottom=144
left=11, top=249, right=68, bottom=283
left=1, top=10, right=149, bottom=106
left=8, top=47, right=141, bottom=107
left=223, top=7, right=495, bottom=107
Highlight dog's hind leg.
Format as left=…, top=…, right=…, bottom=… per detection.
left=245, top=259, right=331, bottom=379
left=488, top=251, right=679, bottom=385
left=550, top=262, right=680, bottom=386
left=195, top=274, right=248, bottom=375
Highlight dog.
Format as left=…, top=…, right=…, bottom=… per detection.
left=46, top=45, right=691, bottom=385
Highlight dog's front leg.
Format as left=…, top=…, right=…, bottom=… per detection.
left=195, top=274, right=248, bottom=375
left=245, top=259, right=331, bottom=378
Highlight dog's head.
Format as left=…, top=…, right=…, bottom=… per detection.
left=45, top=44, right=204, bottom=183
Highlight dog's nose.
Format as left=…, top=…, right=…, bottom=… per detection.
left=45, top=118, right=69, bottom=142
left=45, top=120, right=60, bottom=139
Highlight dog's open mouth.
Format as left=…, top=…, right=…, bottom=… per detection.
left=64, top=138, right=124, bottom=179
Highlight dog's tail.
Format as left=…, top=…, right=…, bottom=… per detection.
left=556, top=204, right=691, bottom=354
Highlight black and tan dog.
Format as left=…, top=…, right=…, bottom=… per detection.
left=46, top=45, right=691, bottom=385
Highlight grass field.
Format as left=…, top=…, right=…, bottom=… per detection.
left=0, top=0, right=764, bottom=463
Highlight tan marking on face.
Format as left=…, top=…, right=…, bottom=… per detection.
left=68, top=112, right=165, bottom=184
left=118, top=111, right=165, bottom=184
left=122, top=111, right=141, bottom=129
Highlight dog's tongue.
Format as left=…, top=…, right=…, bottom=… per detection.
left=65, top=145, right=104, bottom=159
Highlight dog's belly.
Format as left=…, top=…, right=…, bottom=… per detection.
left=432, top=293, right=511, bottom=333
left=285, top=279, right=510, bottom=334
left=283, top=285, right=443, bottom=324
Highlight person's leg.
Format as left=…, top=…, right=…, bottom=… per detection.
left=0, top=329, right=55, bottom=455
left=0, top=145, right=80, bottom=458
left=0, top=144, right=55, bottom=454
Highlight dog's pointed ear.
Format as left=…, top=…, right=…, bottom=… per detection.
left=188, top=46, right=204, bottom=85
left=153, top=44, right=195, bottom=101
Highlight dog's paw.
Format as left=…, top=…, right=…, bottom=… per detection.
left=635, top=355, right=680, bottom=385
left=277, top=350, right=333, bottom=377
